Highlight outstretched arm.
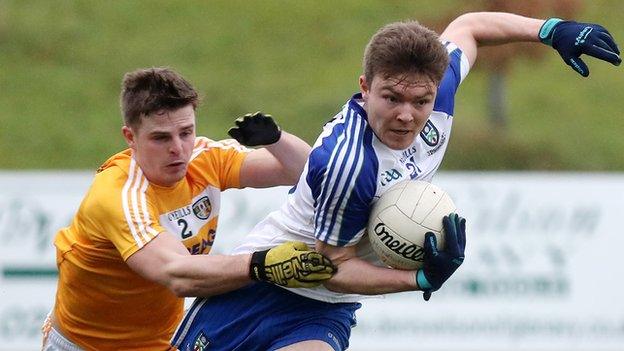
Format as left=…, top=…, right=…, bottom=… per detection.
left=127, top=232, right=335, bottom=297
left=441, top=12, right=543, bottom=67
left=441, top=12, right=621, bottom=76
left=240, top=131, right=310, bottom=187
left=231, top=112, right=311, bottom=187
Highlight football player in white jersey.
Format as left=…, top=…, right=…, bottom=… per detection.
left=171, top=12, right=621, bottom=351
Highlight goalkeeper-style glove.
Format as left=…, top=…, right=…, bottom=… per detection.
left=416, top=213, right=466, bottom=301
left=249, top=241, right=337, bottom=288
left=539, top=18, right=621, bottom=77
left=228, top=111, right=282, bottom=146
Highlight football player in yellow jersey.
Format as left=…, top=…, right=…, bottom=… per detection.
left=42, top=67, right=336, bottom=351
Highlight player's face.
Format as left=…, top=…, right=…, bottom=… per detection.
left=359, top=73, right=437, bottom=150
left=122, top=104, right=196, bottom=187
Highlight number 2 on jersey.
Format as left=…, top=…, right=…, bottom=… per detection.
left=177, top=218, right=193, bottom=239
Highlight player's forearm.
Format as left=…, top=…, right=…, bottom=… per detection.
left=163, top=253, right=252, bottom=297
left=449, top=12, right=543, bottom=46
left=265, top=131, right=311, bottom=183
left=323, top=256, right=417, bottom=295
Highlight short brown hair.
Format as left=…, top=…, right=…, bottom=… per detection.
left=363, top=21, right=448, bottom=85
left=120, top=67, right=199, bottom=128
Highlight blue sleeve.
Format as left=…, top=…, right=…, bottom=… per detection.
left=307, top=108, right=378, bottom=247
left=433, top=46, right=465, bottom=116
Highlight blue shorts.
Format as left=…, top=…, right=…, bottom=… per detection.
left=171, top=282, right=361, bottom=351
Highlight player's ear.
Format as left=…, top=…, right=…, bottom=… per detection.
left=359, top=75, right=370, bottom=101
left=122, top=125, right=136, bottom=148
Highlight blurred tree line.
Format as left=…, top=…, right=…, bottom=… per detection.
left=0, top=0, right=621, bottom=170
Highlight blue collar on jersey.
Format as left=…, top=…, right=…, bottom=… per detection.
left=348, top=93, right=368, bottom=121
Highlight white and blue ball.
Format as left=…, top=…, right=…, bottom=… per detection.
left=367, top=180, right=456, bottom=270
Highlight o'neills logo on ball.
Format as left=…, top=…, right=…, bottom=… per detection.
left=374, top=222, right=424, bottom=262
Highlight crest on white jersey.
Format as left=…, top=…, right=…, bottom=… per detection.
left=420, top=120, right=439, bottom=146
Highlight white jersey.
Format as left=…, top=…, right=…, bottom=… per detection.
left=234, top=42, right=470, bottom=303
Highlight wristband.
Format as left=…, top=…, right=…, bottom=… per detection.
left=249, top=250, right=268, bottom=281
left=416, top=270, right=432, bottom=290
left=539, top=18, right=564, bottom=46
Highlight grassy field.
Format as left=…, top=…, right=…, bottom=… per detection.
left=0, top=0, right=622, bottom=170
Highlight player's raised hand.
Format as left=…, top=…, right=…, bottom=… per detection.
left=228, top=111, right=282, bottom=146
left=249, top=241, right=337, bottom=288
left=539, top=18, right=621, bottom=77
left=416, top=213, right=466, bottom=301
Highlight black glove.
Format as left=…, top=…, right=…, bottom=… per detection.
left=249, top=241, right=337, bottom=288
left=539, top=18, right=621, bottom=77
left=416, top=213, right=466, bottom=301
left=228, top=111, right=282, bottom=146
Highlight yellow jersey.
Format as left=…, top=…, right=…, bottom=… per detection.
left=53, top=137, right=249, bottom=350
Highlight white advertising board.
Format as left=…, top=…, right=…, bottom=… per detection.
left=1, top=172, right=623, bottom=350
